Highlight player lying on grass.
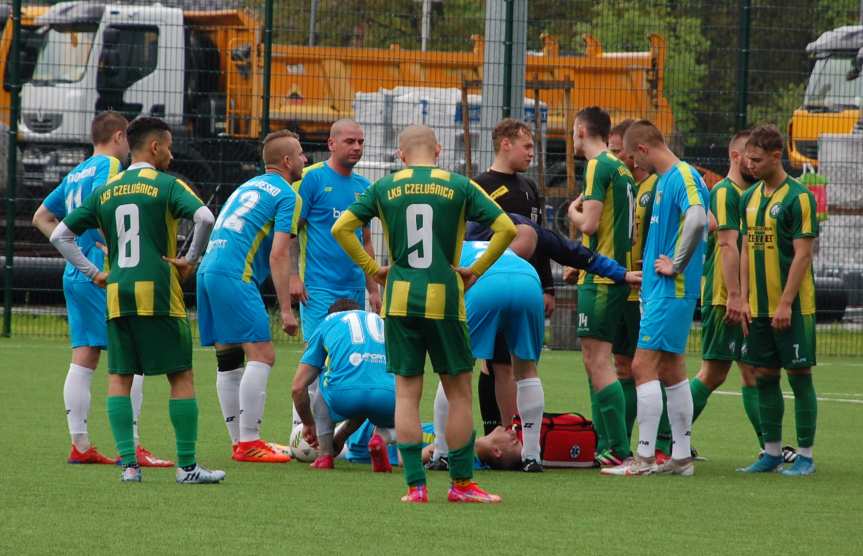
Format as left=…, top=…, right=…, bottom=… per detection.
left=34, top=110, right=172, bottom=467
left=332, top=125, right=516, bottom=504
left=292, top=299, right=396, bottom=472
left=50, top=117, right=223, bottom=484
left=427, top=236, right=640, bottom=473
left=196, top=130, right=304, bottom=464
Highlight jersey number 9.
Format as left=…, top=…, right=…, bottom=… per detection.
left=406, top=203, right=433, bottom=269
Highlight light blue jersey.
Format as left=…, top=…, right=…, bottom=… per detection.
left=459, top=241, right=537, bottom=279
left=43, top=154, right=121, bottom=282
left=295, top=161, right=370, bottom=290
left=300, top=309, right=394, bottom=393
left=199, top=172, right=301, bottom=287
left=641, top=162, right=709, bottom=301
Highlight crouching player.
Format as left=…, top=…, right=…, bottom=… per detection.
left=292, top=299, right=396, bottom=471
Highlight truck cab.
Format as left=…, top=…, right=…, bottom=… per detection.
left=18, top=1, right=239, bottom=197
left=788, top=25, right=863, bottom=168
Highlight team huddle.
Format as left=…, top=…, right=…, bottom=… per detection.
left=37, top=103, right=819, bottom=501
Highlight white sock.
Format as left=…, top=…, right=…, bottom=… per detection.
left=797, top=446, right=813, bottom=459
left=665, top=379, right=694, bottom=461
left=64, top=364, right=94, bottom=451
left=764, top=441, right=782, bottom=457
left=292, top=404, right=302, bottom=427
left=376, top=427, right=396, bottom=444
left=238, top=361, right=271, bottom=442
left=310, top=385, right=334, bottom=436
left=216, top=367, right=244, bottom=444
left=516, top=378, right=544, bottom=462
left=432, top=381, right=449, bottom=459
left=131, top=374, right=144, bottom=446
left=636, top=380, right=663, bottom=459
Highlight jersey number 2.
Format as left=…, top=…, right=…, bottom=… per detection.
left=115, top=204, right=140, bottom=268
left=215, top=190, right=260, bottom=233
left=406, top=204, right=433, bottom=269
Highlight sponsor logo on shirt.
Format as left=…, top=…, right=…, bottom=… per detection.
left=67, top=165, right=97, bottom=184
left=348, top=352, right=387, bottom=366
left=769, top=204, right=782, bottom=218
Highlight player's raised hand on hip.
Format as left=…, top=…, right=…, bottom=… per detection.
left=654, top=255, right=675, bottom=277
left=562, top=266, right=579, bottom=284
left=289, top=275, right=308, bottom=304
left=454, top=266, right=477, bottom=291
left=624, top=271, right=642, bottom=285
left=281, top=307, right=299, bottom=336
left=162, top=256, right=196, bottom=282
left=372, top=266, right=389, bottom=287
left=92, top=271, right=108, bottom=289
left=368, top=289, right=382, bottom=314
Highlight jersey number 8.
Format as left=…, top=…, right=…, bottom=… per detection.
left=115, top=204, right=140, bottom=268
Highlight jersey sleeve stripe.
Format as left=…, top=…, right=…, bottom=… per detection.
left=291, top=192, right=303, bottom=235
left=175, top=178, right=204, bottom=204
left=678, top=163, right=703, bottom=207
left=469, top=179, right=499, bottom=203
left=584, top=159, right=597, bottom=197
left=716, top=187, right=728, bottom=226
left=798, top=193, right=813, bottom=235
left=108, top=157, right=121, bottom=178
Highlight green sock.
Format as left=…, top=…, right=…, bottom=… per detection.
left=656, top=387, right=672, bottom=455
left=757, top=375, right=784, bottom=444
left=787, top=374, right=817, bottom=449
left=690, top=377, right=712, bottom=423
left=589, top=379, right=608, bottom=453
left=448, top=432, right=476, bottom=482
left=107, top=396, right=136, bottom=466
left=398, top=443, right=426, bottom=487
left=169, top=398, right=198, bottom=468
left=741, top=385, right=764, bottom=448
left=596, top=381, right=631, bottom=458
left=620, top=378, right=637, bottom=441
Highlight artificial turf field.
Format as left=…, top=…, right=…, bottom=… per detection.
left=2, top=337, right=862, bottom=555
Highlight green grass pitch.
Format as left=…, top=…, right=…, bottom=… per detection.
left=2, top=337, right=862, bottom=555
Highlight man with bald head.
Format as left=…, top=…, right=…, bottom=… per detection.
left=290, top=119, right=380, bottom=344
left=333, top=125, right=516, bottom=503
left=197, top=130, right=306, bottom=463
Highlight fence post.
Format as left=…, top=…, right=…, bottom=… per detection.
left=735, top=0, right=751, bottom=131
left=3, top=0, right=21, bottom=338
left=261, top=0, right=274, bottom=140
left=502, top=0, right=514, bottom=118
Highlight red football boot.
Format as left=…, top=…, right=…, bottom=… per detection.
left=447, top=482, right=502, bottom=504
left=310, top=454, right=335, bottom=469
left=401, top=484, right=429, bottom=504
left=67, top=444, right=116, bottom=465
left=136, top=446, right=174, bottom=467
left=368, top=433, right=392, bottom=473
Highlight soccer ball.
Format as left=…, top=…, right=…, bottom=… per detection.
left=289, top=424, right=318, bottom=462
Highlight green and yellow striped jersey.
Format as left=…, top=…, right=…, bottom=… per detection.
left=346, top=165, right=506, bottom=321
left=628, top=173, right=657, bottom=301
left=701, top=177, right=744, bottom=307
left=579, top=151, right=635, bottom=286
left=63, top=165, right=204, bottom=319
left=740, top=177, right=818, bottom=317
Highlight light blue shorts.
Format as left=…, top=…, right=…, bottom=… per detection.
left=465, top=272, right=544, bottom=362
left=197, top=272, right=271, bottom=346
left=64, top=278, right=107, bottom=349
left=637, top=296, right=698, bottom=354
left=323, top=386, right=395, bottom=429
left=300, top=287, right=364, bottom=342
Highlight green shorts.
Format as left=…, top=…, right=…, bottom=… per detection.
left=701, top=304, right=744, bottom=361
left=611, top=300, right=640, bottom=358
left=740, top=314, right=816, bottom=370
left=384, top=316, right=475, bottom=376
left=107, top=316, right=193, bottom=376
left=577, top=284, right=628, bottom=342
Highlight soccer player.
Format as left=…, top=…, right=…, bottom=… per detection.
left=290, top=119, right=380, bottom=342
left=692, top=130, right=765, bottom=451
left=332, top=125, right=516, bottom=504
left=472, top=118, right=553, bottom=437
left=603, top=120, right=708, bottom=477
left=33, top=111, right=172, bottom=467
left=608, top=119, right=672, bottom=461
left=429, top=239, right=640, bottom=473
left=292, top=299, right=396, bottom=472
left=567, top=106, right=636, bottom=467
left=738, top=125, right=818, bottom=476
left=196, top=130, right=305, bottom=463
left=50, top=117, right=224, bottom=484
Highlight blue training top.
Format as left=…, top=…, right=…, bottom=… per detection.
left=43, top=154, right=121, bottom=282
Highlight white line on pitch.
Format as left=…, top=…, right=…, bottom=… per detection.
left=714, top=390, right=863, bottom=405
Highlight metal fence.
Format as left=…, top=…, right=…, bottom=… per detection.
left=2, top=0, right=863, bottom=355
